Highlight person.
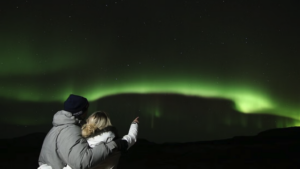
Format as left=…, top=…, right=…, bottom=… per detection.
left=38, top=94, right=129, bottom=169
left=63, top=111, right=139, bottom=169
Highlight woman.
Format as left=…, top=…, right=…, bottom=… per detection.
left=64, top=111, right=139, bottom=169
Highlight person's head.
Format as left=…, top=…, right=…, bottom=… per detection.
left=64, top=94, right=89, bottom=119
left=81, top=111, right=112, bottom=138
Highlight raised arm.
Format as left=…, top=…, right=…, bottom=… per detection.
left=121, top=117, right=139, bottom=150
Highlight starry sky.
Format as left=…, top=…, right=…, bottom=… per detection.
left=0, top=0, right=299, bottom=143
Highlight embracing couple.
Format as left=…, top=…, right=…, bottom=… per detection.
left=38, top=94, right=139, bottom=169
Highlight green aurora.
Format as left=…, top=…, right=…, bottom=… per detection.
left=0, top=36, right=299, bottom=128
left=1, top=71, right=299, bottom=128
left=0, top=1, right=299, bottom=139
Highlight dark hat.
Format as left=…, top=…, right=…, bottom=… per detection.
left=64, top=94, right=89, bottom=116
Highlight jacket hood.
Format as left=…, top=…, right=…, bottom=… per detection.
left=52, top=110, right=80, bottom=126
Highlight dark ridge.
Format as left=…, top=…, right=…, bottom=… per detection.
left=1, top=127, right=300, bottom=168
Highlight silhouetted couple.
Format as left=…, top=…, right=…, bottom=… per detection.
left=38, top=94, right=139, bottom=169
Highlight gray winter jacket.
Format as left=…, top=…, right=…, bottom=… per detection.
left=38, top=110, right=118, bottom=169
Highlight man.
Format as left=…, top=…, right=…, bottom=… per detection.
left=38, top=94, right=128, bottom=169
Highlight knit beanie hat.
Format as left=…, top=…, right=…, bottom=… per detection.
left=64, top=94, right=89, bottom=116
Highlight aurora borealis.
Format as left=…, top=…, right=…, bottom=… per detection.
left=0, top=0, right=299, bottom=143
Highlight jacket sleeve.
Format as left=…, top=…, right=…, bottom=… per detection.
left=57, top=126, right=118, bottom=169
left=87, top=131, right=115, bottom=148
left=121, top=122, right=138, bottom=150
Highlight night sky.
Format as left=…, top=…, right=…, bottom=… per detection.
left=0, top=0, right=299, bottom=143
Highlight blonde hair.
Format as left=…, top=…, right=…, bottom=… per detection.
left=81, top=111, right=112, bottom=138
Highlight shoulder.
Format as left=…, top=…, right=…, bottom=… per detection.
left=57, top=125, right=88, bottom=149
left=87, top=130, right=116, bottom=147
left=63, top=124, right=81, bottom=131
left=58, top=124, right=82, bottom=139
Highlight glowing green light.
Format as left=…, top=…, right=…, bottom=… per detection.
left=155, top=110, right=161, bottom=118
left=1, top=71, right=299, bottom=128
left=82, top=78, right=275, bottom=114
left=276, top=118, right=300, bottom=128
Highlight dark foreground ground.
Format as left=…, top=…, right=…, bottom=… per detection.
left=1, top=127, right=300, bottom=169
